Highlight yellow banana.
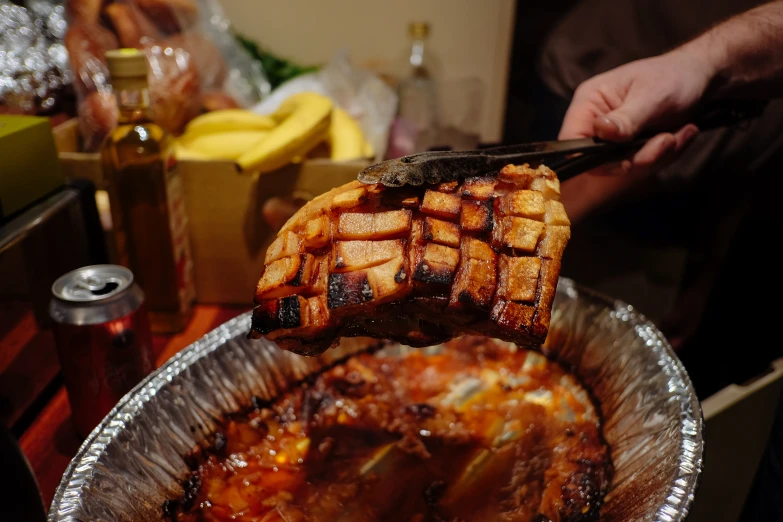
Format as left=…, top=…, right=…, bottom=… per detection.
left=184, top=109, right=276, bottom=137
left=328, top=107, right=366, bottom=161
left=176, top=130, right=269, bottom=160
left=237, top=92, right=333, bottom=173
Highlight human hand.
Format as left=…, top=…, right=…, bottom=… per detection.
left=557, top=50, right=715, bottom=220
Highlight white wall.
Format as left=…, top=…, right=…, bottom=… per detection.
left=221, top=0, right=516, bottom=142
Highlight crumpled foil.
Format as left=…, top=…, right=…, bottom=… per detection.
left=48, top=278, right=703, bottom=522
left=0, top=0, right=70, bottom=114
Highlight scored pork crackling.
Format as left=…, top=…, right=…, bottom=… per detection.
left=249, top=163, right=570, bottom=355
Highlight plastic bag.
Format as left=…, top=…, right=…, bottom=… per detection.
left=64, top=0, right=270, bottom=151
left=252, top=51, right=397, bottom=161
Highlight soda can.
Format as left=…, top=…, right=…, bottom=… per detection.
left=49, top=265, right=155, bottom=438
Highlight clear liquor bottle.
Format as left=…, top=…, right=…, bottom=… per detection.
left=394, top=22, right=440, bottom=155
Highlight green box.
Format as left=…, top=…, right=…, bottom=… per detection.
left=0, top=116, right=65, bottom=220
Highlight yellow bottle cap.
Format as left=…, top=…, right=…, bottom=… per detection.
left=105, top=48, right=148, bottom=79
left=408, top=22, right=430, bottom=39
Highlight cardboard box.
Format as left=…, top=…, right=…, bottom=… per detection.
left=54, top=118, right=370, bottom=304
left=0, top=116, right=65, bottom=220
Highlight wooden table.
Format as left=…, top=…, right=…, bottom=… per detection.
left=19, top=304, right=250, bottom=510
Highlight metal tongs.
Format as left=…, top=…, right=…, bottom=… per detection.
left=358, top=101, right=765, bottom=187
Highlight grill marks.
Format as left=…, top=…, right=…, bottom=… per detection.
left=251, top=163, right=570, bottom=354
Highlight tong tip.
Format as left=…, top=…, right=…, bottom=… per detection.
left=357, top=159, right=411, bottom=187
left=358, top=155, right=473, bottom=187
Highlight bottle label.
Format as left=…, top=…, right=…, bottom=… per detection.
left=165, top=161, right=196, bottom=314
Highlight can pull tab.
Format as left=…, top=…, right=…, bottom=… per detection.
left=75, top=276, right=119, bottom=296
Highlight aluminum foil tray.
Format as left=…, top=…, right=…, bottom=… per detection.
left=49, top=278, right=703, bottom=522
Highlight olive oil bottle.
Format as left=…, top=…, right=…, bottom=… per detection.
left=101, top=48, right=195, bottom=334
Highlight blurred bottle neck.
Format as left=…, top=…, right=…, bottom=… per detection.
left=408, top=37, right=431, bottom=78
left=114, top=87, right=152, bottom=125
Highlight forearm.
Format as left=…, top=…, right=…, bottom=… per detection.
left=677, top=0, right=783, bottom=99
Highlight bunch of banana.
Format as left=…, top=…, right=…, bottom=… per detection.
left=328, top=106, right=374, bottom=161
left=174, top=109, right=275, bottom=161
left=174, top=92, right=374, bottom=173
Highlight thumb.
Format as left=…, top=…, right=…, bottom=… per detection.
left=594, top=95, right=661, bottom=142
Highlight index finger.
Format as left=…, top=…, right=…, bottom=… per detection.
left=558, top=87, right=610, bottom=140
left=558, top=104, right=599, bottom=140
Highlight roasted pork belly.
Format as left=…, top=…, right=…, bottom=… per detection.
left=250, top=164, right=570, bottom=355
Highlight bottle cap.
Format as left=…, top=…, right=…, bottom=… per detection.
left=105, top=48, right=148, bottom=80
left=408, top=22, right=430, bottom=39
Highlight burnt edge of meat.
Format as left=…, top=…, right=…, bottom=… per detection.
left=252, top=395, right=273, bottom=410
left=413, top=261, right=453, bottom=285
left=250, top=300, right=279, bottom=335
left=182, top=446, right=203, bottom=471
left=249, top=297, right=302, bottom=335
left=457, top=289, right=490, bottom=309
left=162, top=499, right=179, bottom=521
left=558, top=464, right=607, bottom=522
left=279, top=296, right=302, bottom=329
left=462, top=198, right=494, bottom=233
left=328, top=271, right=373, bottom=309
left=182, top=474, right=201, bottom=510
left=289, top=254, right=309, bottom=286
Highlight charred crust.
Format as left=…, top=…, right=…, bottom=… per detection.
left=286, top=336, right=337, bottom=356
left=461, top=198, right=494, bottom=233
left=394, top=267, right=407, bottom=283
left=290, top=254, right=308, bottom=286
left=251, top=301, right=280, bottom=335
left=183, top=447, right=203, bottom=470
left=413, top=262, right=452, bottom=285
left=460, top=175, right=497, bottom=198
left=278, top=296, right=302, bottom=329
left=251, top=395, right=273, bottom=410
left=181, top=474, right=201, bottom=511
left=162, top=499, right=179, bottom=520
left=457, top=289, right=474, bottom=305
left=328, top=272, right=374, bottom=309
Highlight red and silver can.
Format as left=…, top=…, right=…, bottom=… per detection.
left=49, top=265, right=155, bottom=438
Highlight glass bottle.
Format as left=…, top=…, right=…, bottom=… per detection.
left=101, top=48, right=195, bottom=334
left=393, top=22, right=440, bottom=155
